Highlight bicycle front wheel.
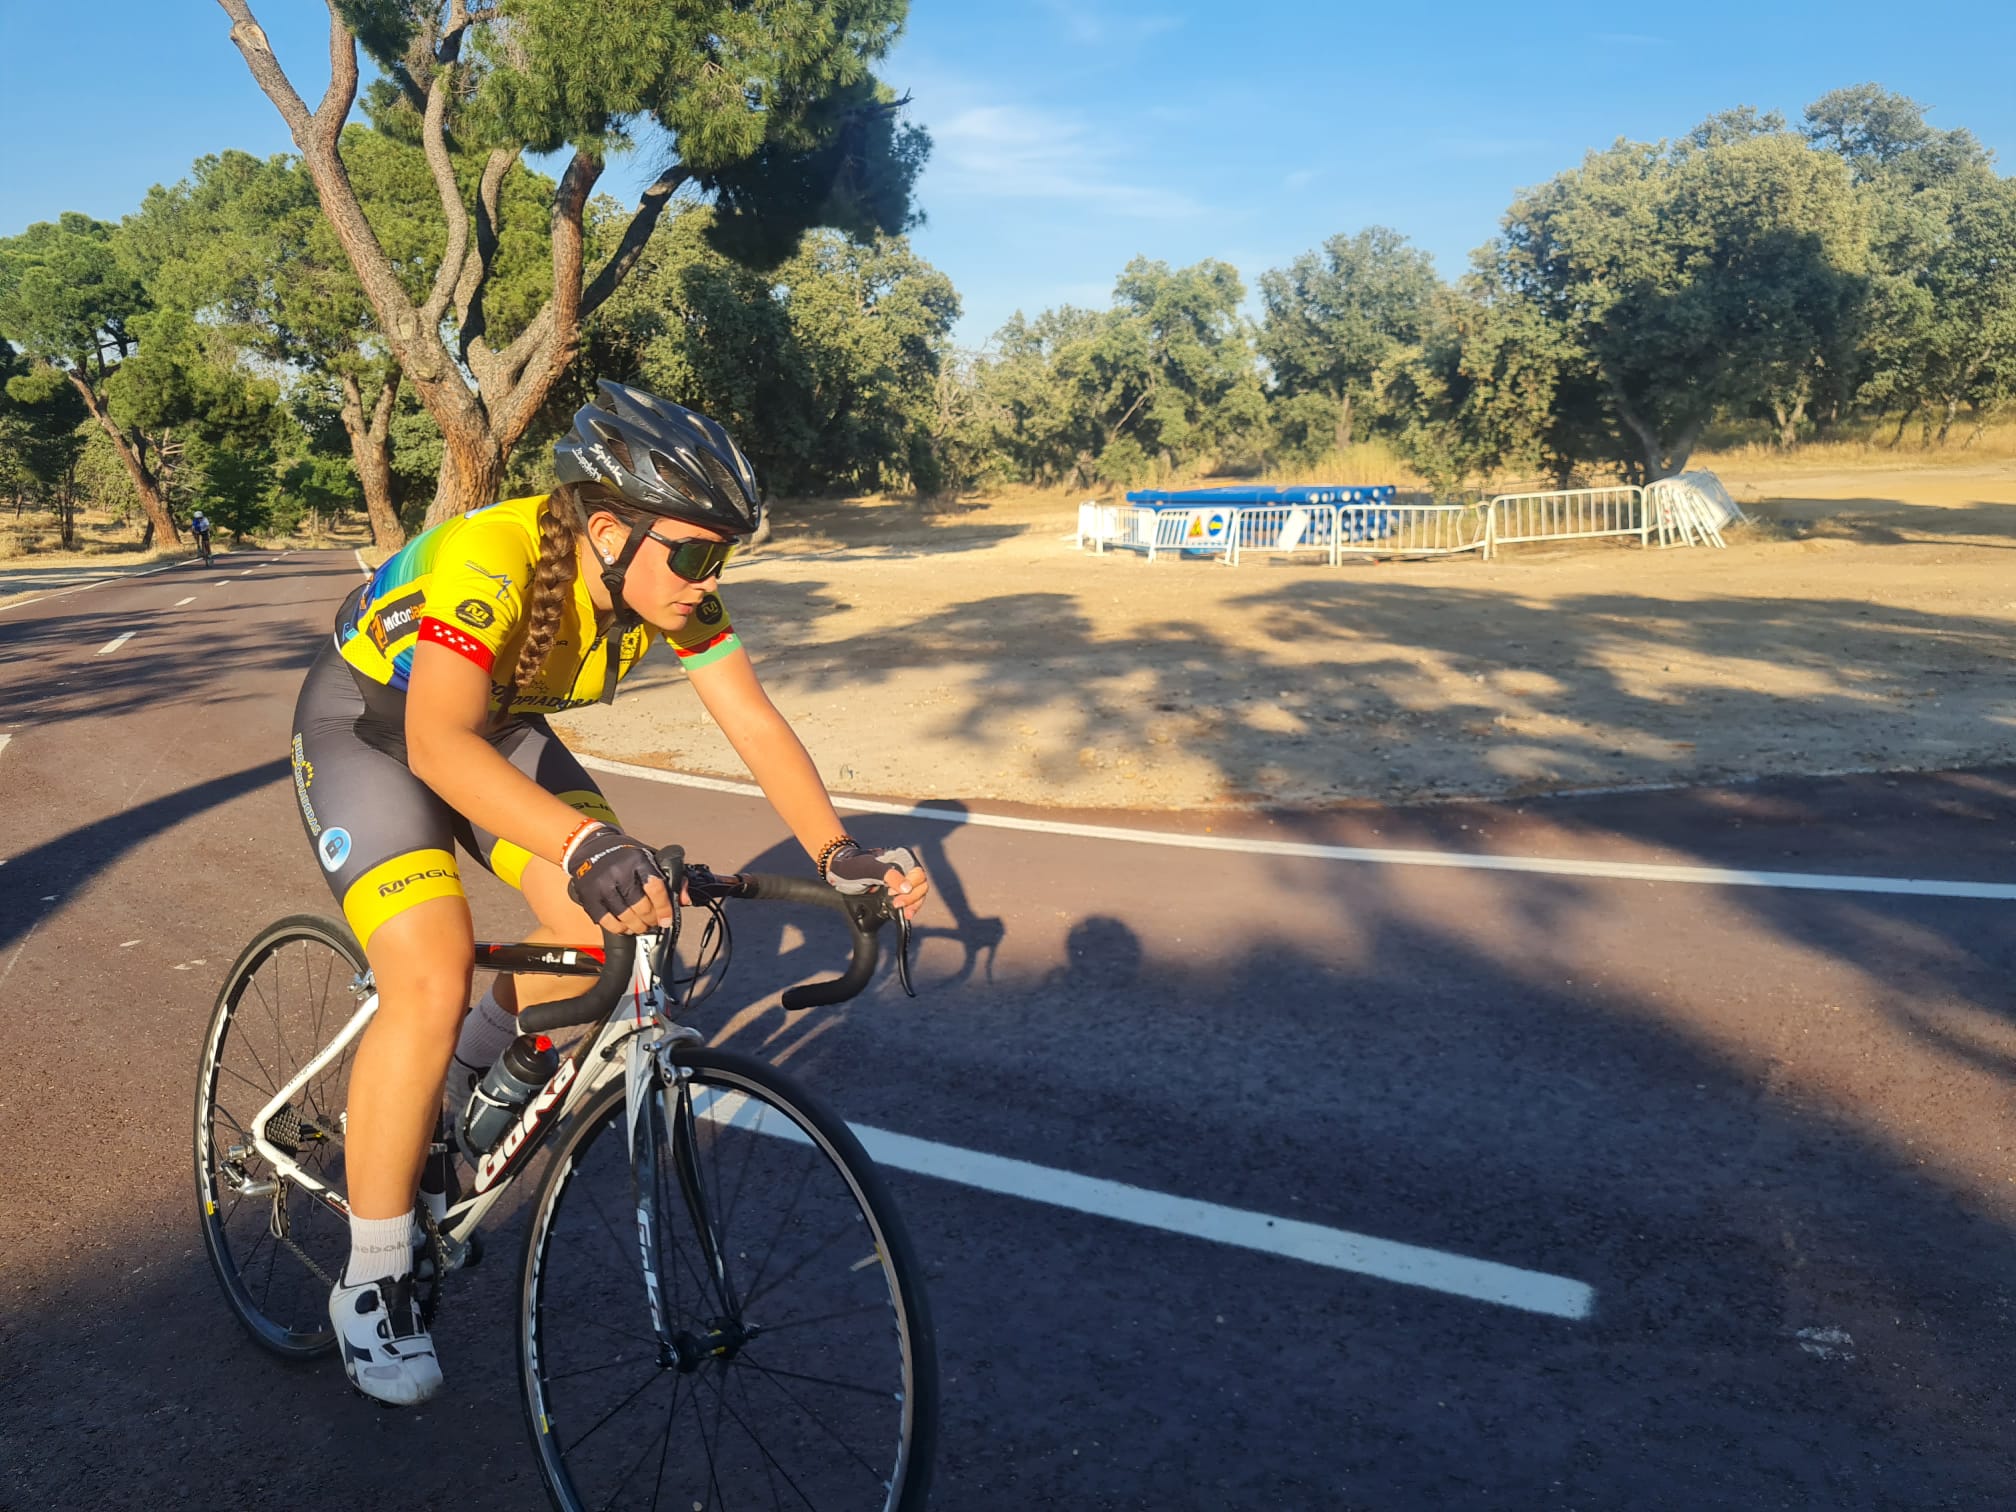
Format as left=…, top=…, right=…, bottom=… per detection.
left=194, top=915, right=367, bottom=1358
left=520, top=1048, right=938, bottom=1511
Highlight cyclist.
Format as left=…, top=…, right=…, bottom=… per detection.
left=288, top=381, right=930, bottom=1405
left=190, top=509, right=213, bottom=564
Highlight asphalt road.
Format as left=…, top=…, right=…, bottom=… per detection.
left=2, top=548, right=2014, bottom=1510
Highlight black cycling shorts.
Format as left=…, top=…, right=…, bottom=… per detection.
left=289, top=639, right=618, bottom=951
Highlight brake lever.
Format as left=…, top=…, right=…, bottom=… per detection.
left=894, top=907, right=917, bottom=998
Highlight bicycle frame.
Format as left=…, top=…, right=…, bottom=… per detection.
left=243, top=934, right=688, bottom=1269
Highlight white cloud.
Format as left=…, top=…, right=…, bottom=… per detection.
left=927, top=100, right=1206, bottom=219
left=1035, top=0, right=1183, bottom=47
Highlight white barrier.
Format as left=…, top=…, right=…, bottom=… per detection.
left=1081, top=473, right=1735, bottom=566
left=1485, top=486, right=1647, bottom=559
left=1336, top=502, right=1488, bottom=560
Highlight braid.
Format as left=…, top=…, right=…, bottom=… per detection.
left=507, top=485, right=587, bottom=693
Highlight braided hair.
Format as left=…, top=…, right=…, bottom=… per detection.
left=503, top=482, right=641, bottom=695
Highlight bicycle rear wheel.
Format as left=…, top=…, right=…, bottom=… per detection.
left=194, top=915, right=367, bottom=1358
left=520, top=1048, right=938, bottom=1511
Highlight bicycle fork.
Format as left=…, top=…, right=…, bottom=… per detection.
left=627, top=1032, right=753, bottom=1373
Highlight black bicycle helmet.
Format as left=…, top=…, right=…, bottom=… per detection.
left=554, top=380, right=762, bottom=535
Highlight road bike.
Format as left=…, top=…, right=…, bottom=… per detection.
left=194, top=847, right=938, bottom=1510
left=194, top=532, right=213, bottom=566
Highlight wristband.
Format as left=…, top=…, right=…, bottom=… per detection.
left=815, top=833, right=861, bottom=884
left=560, top=818, right=612, bottom=872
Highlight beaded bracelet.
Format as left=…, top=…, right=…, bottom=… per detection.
left=560, top=817, right=612, bottom=872
left=815, top=833, right=861, bottom=884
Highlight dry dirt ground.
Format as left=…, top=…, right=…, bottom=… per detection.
left=556, top=460, right=2016, bottom=812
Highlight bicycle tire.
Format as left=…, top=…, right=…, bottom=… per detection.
left=519, top=1048, right=938, bottom=1511
left=194, top=914, right=368, bottom=1359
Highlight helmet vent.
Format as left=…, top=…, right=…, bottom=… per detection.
left=695, top=448, right=747, bottom=505
left=590, top=421, right=634, bottom=472
left=647, top=450, right=705, bottom=505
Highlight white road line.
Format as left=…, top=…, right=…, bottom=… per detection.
left=354, top=548, right=371, bottom=576
left=97, top=631, right=136, bottom=655
left=174, top=595, right=196, bottom=607
left=0, top=734, right=10, bottom=761
left=578, top=755, right=2016, bottom=902
left=238, top=566, right=256, bottom=576
left=696, top=1090, right=1591, bottom=1318
left=0, top=556, right=188, bottom=616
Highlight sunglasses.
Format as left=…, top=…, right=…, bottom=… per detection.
left=645, top=530, right=740, bottom=583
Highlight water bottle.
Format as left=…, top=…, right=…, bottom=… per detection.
left=459, top=1032, right=560, bottom=1156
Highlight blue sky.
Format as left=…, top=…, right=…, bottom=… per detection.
left=4, top=1, right=2014, bottom=346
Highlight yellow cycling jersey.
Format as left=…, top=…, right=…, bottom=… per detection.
left=335, top=494, right=740, bottom=718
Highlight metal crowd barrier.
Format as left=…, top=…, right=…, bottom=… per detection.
left=1078, top=480, right=1731, bottom=565
left=1484, top=486, right=1647, bottom=559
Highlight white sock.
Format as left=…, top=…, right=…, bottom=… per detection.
left=345, top=1212, right=416, bottom=1287
left=450, top=987, right=517, bottom=1097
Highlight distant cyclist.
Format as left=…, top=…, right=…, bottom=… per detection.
left=288, top=380, right=931, bottom=1404
left=190, top=510, right=213, bottom=565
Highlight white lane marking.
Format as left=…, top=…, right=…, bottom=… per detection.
left=694, top=1089, right=1591, bottom=1319
left=174, top=595, right=196, bottom=607
left=0, top=556, right=189, bottom=616
left=354, top=548, right=371, bottom=576
left=578, top=755, right=2016, bottom=902
left=0, top=734, right=10, bottom=761
left=97, top=631, right=136, bottom=655
left=238, top=566, right=256, bottom=576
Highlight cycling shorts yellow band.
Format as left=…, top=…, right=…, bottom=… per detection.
left=344, top=848, right=464, bottom=950
left=487, top=790, right=620, bottom=892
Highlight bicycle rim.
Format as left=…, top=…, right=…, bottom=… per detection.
left=193, top=915, right=366, bottom=1358
left=521, top=1050, right=938, bottom=1511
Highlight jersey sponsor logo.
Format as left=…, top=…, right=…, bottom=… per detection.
left=462, top=560, right=518, bottom=604
left=473, top=1056, right=579, bottom=1192
left=377, top=864, right=458, bottom=898
left=319, top=827, right=352, bottom=873
left=694, top=594, right=723, bottom=626
left=291, top=735, right=320, bottom=835
left=454, top=597, right=496, bottom=630
left=367, top=590, right=427, bottom=653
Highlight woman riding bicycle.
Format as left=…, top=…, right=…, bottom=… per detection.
left=289, top=380, right=929, bottom=1405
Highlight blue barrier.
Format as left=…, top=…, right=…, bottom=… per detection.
left=1121, top=485, right=1400, bottom=553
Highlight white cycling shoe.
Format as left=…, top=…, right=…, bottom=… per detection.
left=330, top=1272, right=444, bottom=1406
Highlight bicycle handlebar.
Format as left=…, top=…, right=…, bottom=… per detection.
left=514, top=854, right=895, bottom=1033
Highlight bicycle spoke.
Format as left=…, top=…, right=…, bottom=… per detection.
left=698, top=1364, right=828, bottom=1509
left=735, top=1155, right=825, bottom=1316
left=563, top=1366, right=669, bottom=1456
left=544, top=1352, right=662, bottom=1385
left=739, top=1212, right=870, bottom=1318
left=731, top=1355, right=901, bottom=1403
left=726, top=1358, right=893, bottom=1490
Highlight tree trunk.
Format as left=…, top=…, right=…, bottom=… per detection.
left=428, top=426, right=507, bottom=529
left=339, top=371, right=406, bottom=552
left=1333, top=391, right=1353, bottom=453
left=66, top=371, right=178, bottom=545
left=1936, top=397, right=1960, bottom=446
left=1772, top=394, right=1806, bottom=449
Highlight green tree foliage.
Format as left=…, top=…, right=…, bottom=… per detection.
left=129, top=131, right=555, bottom=548
left=966, top=258, right=1266, bottom=490
left=1490, top=123, right=1867, bottom=478
left=0, top=213, right=183, bottom=541
left=1805, top=88, right=2016, bottom=440
left=218, top=0, right=928, bottom=522
left=1258, top=227, right=1439, bottom=449
left=585, top=211, right=958, bottom=496
left=0, top=342, right=88, bottom=512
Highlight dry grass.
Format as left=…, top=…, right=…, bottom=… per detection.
left=1696, top=418, right=2016, bottom=474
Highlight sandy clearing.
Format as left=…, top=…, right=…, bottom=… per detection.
left=550, top=461, right=2016, bottom=812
